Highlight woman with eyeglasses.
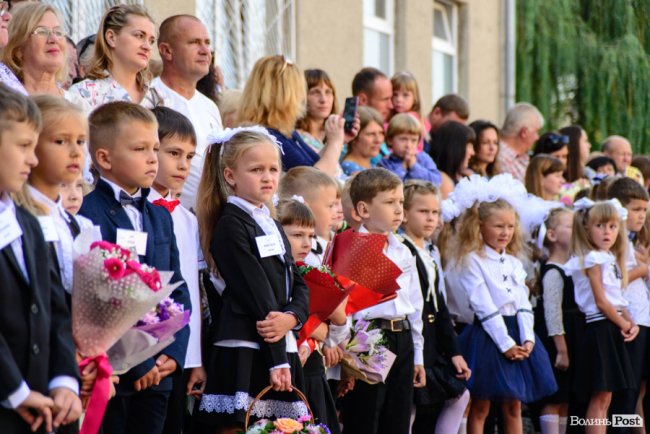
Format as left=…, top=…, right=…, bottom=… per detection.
left=238, top=55, right=359, bottom=177
left=69, top=4, right=161, bottom=109
left=0, top=0, right=28, bottom=95
left=2, top=3, right=89, bottom=113
left=533, top=132, right=570, bottom=166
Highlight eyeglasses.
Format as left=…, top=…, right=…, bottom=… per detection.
left=0, top=1, right=11, bottom=17
left=31, top=26, right=67, bottom=40
left=545, top=133, right=570, bottom=145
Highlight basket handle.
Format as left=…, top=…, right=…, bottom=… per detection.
left=244, top=385, right=314, bottom=430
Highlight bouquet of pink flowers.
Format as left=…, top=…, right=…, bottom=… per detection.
left=243, top=416, right=330, bottom=434
left=338, top=319, right=396, bottom=384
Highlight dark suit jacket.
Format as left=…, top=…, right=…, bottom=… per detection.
left=211, top=203, right=309, bottom=368
left=78, top=179, right=191, bottom=393
left=0, top=206, right=78, bottom=429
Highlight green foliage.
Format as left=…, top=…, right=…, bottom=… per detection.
left=517, top=0, right=650, bottom=152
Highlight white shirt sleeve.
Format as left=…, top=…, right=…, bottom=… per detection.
left=3, top=381, right=30, bottom=409
left=49, top=375, right=79, bottom=395
left=461, top=254, right=516, bottom=353
left=404, top=258, right=425, bottom=365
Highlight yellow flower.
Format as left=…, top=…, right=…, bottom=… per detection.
left=273, top=418, right=304, bottom=433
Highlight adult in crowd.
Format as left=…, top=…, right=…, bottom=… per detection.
left=151, top=14, right=223, bottom=209
left=602, top=135, right=644, bottom=184
left=0, top=0, right=26, bottom=94
left=69, top=5, right=159, bottom=108
left=532, top=132, right=569, bottom=166
left=62, top=36, right=77, bottom=89
left=341, top=106, right=385, bottom=176
left=352, top=66, right=393, bottom=122
left=238, top=55, right=356, bottom=176
left=468, top=119, right=500, bottom=178
left=632, top=155, right=650, bottom=191
left=496, top=102, right=544, bottom=182
left=559, top=125, right=592, bottom=182
left=427, top=93, right=469, bottom=134
left=75, top=34, right=95, bottom=80
left=296, top=68, right=339, bottom=153
left=217, top=88, right=242, bottom=129
left=2, top=2, right=88, bottom=110
left=428, top=120, right=476, bottom=198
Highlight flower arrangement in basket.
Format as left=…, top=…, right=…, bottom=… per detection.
left=339, top=319, right=396, bottom=384
left=241, top=386, right=330, bottom=434
left=72, top=239, right=188, bottom=434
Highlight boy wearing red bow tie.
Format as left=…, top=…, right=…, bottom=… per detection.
left=149, top=106, right=207, bottom=434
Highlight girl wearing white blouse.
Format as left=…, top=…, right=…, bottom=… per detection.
left=564, top=199, right=638, bottom=434
left=453, top=198, right=556, bottom=434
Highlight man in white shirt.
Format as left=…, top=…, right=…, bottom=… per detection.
left=153, top=15, right=223, bottom=210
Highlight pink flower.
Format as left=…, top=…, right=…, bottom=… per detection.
left=138, top=311, right=160, bottom=326
left=126, top=260, right=142, bottom=272
left=297, top=415, right=312, bottom=423
left=104, top=258, right=126, bottom=280
left=91, top=240, right=117, bottom=251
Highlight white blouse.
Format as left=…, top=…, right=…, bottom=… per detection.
left=460, top=246, right=535, bottom=353
left=443, top=258, right=475, bottom=325
left=69, top=74, right=161, bottom=109
left=624, top=240, right=650, bottom=327
left=564, top=250, right=628, bottom=322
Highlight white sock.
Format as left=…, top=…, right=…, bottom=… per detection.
left=435, top=389, right=470, bottom=434
left=559, top=416, right=568, bottom=434
left=540, top=414, right=560, bottom=434
left=458, top=417, right=467, bottom=434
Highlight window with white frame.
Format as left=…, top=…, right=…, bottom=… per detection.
left=363, top=0, right=394, bottom=75
left=432, top=1, right=457, bottom=102
left=198, top=0, right=295, bottom=89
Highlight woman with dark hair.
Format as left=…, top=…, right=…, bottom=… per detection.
left=533, top=132, right=569, bottom=166
left=559, top=125, right=592, bottom=182
left=468, top=120, right=500, bottom=178
left=428, top=121, right=476, bottom=198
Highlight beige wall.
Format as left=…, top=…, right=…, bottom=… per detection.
left=295, top=1, right=364, bottom=106
left=145, top=0, right=196, bottom=22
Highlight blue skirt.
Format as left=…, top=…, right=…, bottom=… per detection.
left=459, top=315, right=557, bottom=403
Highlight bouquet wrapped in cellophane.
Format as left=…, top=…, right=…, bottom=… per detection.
left=339, top=319, right=396, bottom=384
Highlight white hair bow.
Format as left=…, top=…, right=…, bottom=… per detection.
left=291, top=195, right=305, bottom=204
left=573, top=197, right=628, bottom=220
left=206, top=126, right=284, bottom=155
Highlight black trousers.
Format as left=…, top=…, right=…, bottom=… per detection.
left=162, top=369, right=193, bottom=434
left=340, top=326, right=414, bottom=434
left=101, top=389, right=171, bottom=434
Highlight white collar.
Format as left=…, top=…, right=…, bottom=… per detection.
left=27, top=185, right=70, bottom=221
left=484, top=244, right=507, bottom=261
left=227, top=195, right=271, bottom=218
left=154, top=76, right=196, bottom=102
left=101, top=176, right=142, bottom=203
left=0, top=192, right=16, bottom=215
left=147, top=188, right=171, bottom=202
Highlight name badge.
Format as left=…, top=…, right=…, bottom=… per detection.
left=0, top=209, right=23, bottom=250
left=255, top=234, right=283, bottom=258
left=116, top=228, right=148, bottom=256
left=37, top=216, right=59, bottom=242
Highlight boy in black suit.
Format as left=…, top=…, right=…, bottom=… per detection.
left=0, top=84, right=81, bottom=433
left=78, top=101, right=191, bottom=434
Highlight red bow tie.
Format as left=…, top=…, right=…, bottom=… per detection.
left=152, top=198, right=180, bottom=213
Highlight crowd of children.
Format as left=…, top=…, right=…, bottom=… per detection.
left=1, top=8, right=650, bottom=434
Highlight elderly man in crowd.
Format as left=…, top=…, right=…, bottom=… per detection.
left=151, top=14, right=223, bottom=210
left=497, top=102, right=544, bottom=182
left=602, top=135, right=644, bottom=184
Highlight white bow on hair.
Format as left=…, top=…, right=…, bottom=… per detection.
left=573, top=197, right=628, bottom=220
left=205, top=125, right=284, bottom=155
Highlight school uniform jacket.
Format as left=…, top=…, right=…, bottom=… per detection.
left=78, top=178, right=191, bottom=392
left=211, top=203, right=309, bottom=369
left=0, top=206, right=78, bottom=425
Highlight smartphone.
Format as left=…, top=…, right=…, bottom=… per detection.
left=343, top=96, right=359, bottom=133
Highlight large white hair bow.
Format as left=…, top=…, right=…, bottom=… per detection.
left=206, top=126, right=284, bottom=155
left=573, top=197, right=628, bottom=221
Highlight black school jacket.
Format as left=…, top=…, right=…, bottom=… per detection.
left=211, top=203, right=309, bottom=369
left=0, top=206, right=78, bottom=426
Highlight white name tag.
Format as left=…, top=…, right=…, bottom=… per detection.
left=37, top=216, right=59, bottom=242
left=116, top=228, right=148, bottom=256
left=256, top=234, right=283, bottom=258
left=0, top=209, right=23, bottom=250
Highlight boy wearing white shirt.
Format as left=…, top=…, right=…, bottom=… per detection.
left=150, top=107, right=206, bottom=434
left=338, top=168, right=425, bottom=434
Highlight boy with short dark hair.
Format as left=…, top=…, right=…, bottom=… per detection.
left=608, top=177, right=650, bottom=424
left=339, top=167, right=425, bottom=434
left=79, top=101, right=190, bottom=434
left=0, top=84, right=81, bottom=434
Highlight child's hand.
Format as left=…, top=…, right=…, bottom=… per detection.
left=337, top=376, right=356, bottom=397
left=186, top=366, right=207, bottom=397
left=156, top=355, right=178, bottom=379
left=269, top=367, right=292, bottom=392
left=622, top=324, right=640, bottom=342
left=413, top=365, right=426, bottom=388
left=298, top=344, right=311, bottom=366
left=635, top=246, right=649, bottom=264
left=80, top=360, right=98, bottom=397
left=110, top=375, right=119, bottom=399
left=310, top=323, right=329, bottom=342
left=134, top=366, right=161, bottom=391
left=322, top=345, right=344, bottom=367
left=555, top=350, right=570, bottom=371
left=503, top=345, right=525, bottom=361
left=50, top=387, right=82, bottom=428
left=451, top=355, right=471, bottom=380
left=15, top=391, right=54, bottom=433
left=405, top=152, right=417, bottom=169
left=521, top=341, right=534, bottom=357
left=328, top=296, right=348, bottom=325
left=256, top=312, right=298, bottom=343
